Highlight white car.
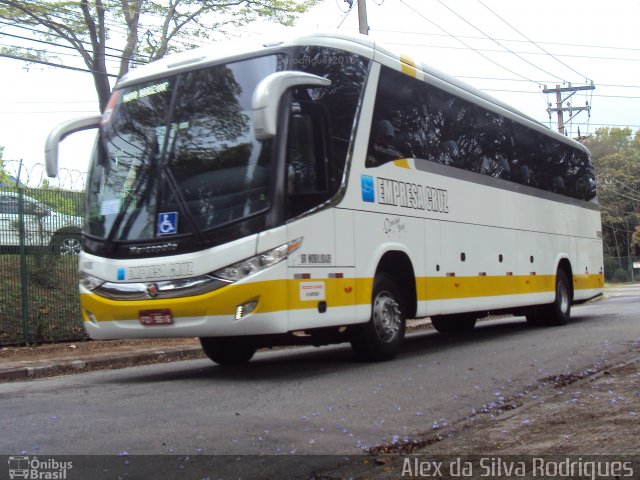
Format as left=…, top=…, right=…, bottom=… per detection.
left=0, top=192, right=83, bottom=255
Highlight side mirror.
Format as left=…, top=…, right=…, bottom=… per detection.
left=45, top=115, right=102, bottom=177
left=252, top=71, right=331, bottom=141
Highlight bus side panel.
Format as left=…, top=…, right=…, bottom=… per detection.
left=286, top=209, right=359, bottom=330
left=352, top=210, right=426, bottom=322
left=515, top=230, right=560, bottom=306
left=573, top=238, right=605, bottom=301
left=438, top=221, right=519, bottom=314
left=422, top=218, right=441, bottom=317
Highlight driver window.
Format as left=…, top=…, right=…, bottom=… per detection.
left=285, top=102, right=331, bottom=219
left=287, top=110, right=326, bottom=195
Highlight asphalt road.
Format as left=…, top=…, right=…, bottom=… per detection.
left=1, top=287, right=639, bottom=457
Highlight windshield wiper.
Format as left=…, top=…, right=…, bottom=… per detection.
left=160, top=160, right=203, bottom=242
left=104, top=150, right=156, bottom=249
left=155, top=75, right=203, bottom=242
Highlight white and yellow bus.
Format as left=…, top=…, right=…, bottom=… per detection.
left=46, top=33, right=603, bottom=365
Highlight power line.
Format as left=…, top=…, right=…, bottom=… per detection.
left=0, top=110, right=98, bottom=114
left=591, top=125, right=640, bottom=128
left=0, top=20, right=146, bottom=61
left=385, top=40, right=640, bottom=64
left=455, top=75, right=640, bottom=90
left=0, top=52, right=118, bottom=77
left=611, top=177, right=640, bottom=196
left=0, top=42, right=123, bottom=67
left=5, top=0, right=230, bottom=51
left=371, top=27, right=640, bottom=53
left=477, top=0, right=591, bottom=83
left=2, top=99, right=96, bottom=104
left=600, top=183, right=640, bottom=202
left=0, top=30, right=145, bottom=64
left=479, top=88, right=638, bottom=99
left=336, top=1, right=354, bottom=29
left=396, top=0, right=542, bottom=87
left=435, top=0, right=568, bottom=84
left=1, top=0, right=132, bottom=36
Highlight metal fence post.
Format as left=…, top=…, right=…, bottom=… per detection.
left=1, top=159, right=86, bottom=346
left=16, top=160, right=30, bottom=343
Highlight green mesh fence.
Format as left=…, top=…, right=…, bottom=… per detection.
left=0, top=160, right=86, bottom=345
left=604, top=256, right=640, bottom=283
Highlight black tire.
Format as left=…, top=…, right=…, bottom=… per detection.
left=50, top=232, right=82, bottom=255
left=526, top=269, right=571, bottom=326
left=199, top=337, right=257, bottom=366
left=525, top=309, right=543, bottom=326
left=350, top=272, right=406, bottom=361
left=431, top=314, right=477, bottom=333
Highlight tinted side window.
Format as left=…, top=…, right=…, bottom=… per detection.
left=367, top=66, right=596, bottom=201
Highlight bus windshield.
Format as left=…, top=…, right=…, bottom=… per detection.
left=87, top=55, right=280, bottom=241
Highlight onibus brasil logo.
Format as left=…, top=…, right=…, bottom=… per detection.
left=8, top=456, right=72, bottom=479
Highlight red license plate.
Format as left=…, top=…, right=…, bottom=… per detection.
left=139, top=309, right=174, bottom=326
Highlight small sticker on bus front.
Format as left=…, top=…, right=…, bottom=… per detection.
left=157, top=212, right=178, bottom=235
left=299, top=282, right=326, bottom=301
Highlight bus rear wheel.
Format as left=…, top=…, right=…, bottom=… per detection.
left=199, top=337, right=257, bottom=366
left=526, top=269, right=571, bottom=326
left=350, top=273, right=406, bottom=361
left=431, top=314, right=477, bottom=333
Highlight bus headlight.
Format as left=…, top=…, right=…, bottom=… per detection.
left=79, top=271, right=105, bottom=291
left=214, top=238, right=302, bottom=282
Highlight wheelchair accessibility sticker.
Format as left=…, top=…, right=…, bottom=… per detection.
left=157, top=212, right=178, bottom=235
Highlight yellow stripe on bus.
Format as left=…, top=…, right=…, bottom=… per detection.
left=81, top=280, right=290, bottom=322
left=392, top=158, right=411, bottom=169
left=400, top=55, right=418, bottom=78
left=573, top=273, right=605, bottom=290
left=81, top=273, right=603, bottom=322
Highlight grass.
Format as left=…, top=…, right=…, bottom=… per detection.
left=0, top=253, right=84, bottom=346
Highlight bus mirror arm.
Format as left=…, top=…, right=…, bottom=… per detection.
left=252, top=72, right=331, bottom=141
left=45, top=114, right=102, bottom=177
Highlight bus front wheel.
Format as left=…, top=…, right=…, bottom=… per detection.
left=199, top=337, right=257, bottom=366
left=350, top=273, right=406, bottom=361
left=526, top=269, right=571, bottom=326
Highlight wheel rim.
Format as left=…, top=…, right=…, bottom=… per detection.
left=372, top=290, right=402, bottom=343
left=558, top=278, right=569, bottom=314
left=59, top=237, right=81, bottom=255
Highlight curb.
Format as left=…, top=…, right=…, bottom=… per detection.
left=0, top=347, right=205, bottom=382
left=0, top=321, right=437, bottom=383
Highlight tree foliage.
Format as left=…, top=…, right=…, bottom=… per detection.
left=0, top=145, right=11, bottom=186
left=583, top=128, right=640, bottom=260
left=0, top=0, right=319, bottom=111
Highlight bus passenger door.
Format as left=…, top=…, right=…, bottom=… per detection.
left=283, top=101, right=356, bottom=330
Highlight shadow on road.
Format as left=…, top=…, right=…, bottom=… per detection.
left=109, top=312, right=605, bottom=385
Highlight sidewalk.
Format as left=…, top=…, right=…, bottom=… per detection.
left=0, top=337, right=204, bottom=382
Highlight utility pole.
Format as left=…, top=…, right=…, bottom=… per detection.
left=344, top=0, right=369, bottom=35
left=542, top=83, right=595, bottom=136
left=357, top=0, right=369, bottom=35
